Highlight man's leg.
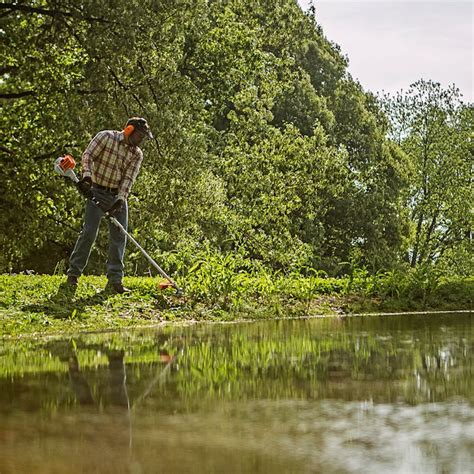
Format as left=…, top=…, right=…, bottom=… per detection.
left=106, top=199, right=128, bottom=284
left=67, top=199, right=103, bottom=278
left=107, top=350, right=130, bottom=407
left=68, top=354, right=95, bottom=405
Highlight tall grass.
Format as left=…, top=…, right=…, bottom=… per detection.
left=167, top=250, right=472, bottom=313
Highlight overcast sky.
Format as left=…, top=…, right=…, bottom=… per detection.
left=297, top=0, right=473, bottom=102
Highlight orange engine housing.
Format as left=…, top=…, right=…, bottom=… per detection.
left=60, top=155, right=76, bottom=171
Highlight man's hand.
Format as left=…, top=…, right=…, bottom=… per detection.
left=77, top=176, right=93, bottom=198
left=106, top=198, right=124, bottom=217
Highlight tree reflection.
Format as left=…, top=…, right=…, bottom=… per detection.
left=0, top=314, right=471, bottom=411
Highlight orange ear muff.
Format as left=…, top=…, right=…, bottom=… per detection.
left=124, top=124, right=135, bottom=137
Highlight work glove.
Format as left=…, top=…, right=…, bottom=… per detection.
left=106, top=198, right=124, bottom=217
left=77, top=176, right=93, bottom=198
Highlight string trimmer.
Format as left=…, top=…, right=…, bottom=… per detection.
left=54, top=155, right=183, bottom=295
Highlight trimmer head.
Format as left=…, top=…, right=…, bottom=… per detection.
left=158, top=280, right=184, bottom=296
left=158, top=280, right=173, bottom=290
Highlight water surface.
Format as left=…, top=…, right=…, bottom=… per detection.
left=0, top=313, right=472, bottom=473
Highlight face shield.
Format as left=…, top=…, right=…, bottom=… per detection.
left=138, top=127, right=153, bottom=140
left=126, top=118, right=154, bottom=146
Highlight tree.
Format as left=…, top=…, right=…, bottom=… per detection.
left=383, top=80, right=473, bottom=274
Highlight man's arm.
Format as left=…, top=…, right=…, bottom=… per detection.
left=81, top=131, right=109, bottom=178
left=117, top=151, right=143, bottom=201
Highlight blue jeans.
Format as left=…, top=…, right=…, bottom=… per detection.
left=67, top=187, right=128, bottom=283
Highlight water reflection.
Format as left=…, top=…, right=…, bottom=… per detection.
left=0, top=313, right=472, bottom=473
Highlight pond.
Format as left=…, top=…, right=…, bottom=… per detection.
left=0, top=313, right=472, bottom=473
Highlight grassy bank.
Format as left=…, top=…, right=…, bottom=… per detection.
left=0, top=267, right=472, bottom=337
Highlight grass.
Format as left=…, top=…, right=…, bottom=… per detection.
left=0, top=267, right=472, bottom=338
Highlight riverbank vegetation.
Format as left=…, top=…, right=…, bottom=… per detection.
left=1, top=270, right=471, bottom=336
left=1, top=1, right=472, bottom=331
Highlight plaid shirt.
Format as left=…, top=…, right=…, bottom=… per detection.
left=81, top=130, right=143, bottom=200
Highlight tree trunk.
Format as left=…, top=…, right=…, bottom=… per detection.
left=411, top=212, right=424, bottom=266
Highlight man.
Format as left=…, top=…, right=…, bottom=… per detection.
left=66, top=117, right=153, bottom=293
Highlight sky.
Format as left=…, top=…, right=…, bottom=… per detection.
left=297, top=0, right=473, bottom=102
